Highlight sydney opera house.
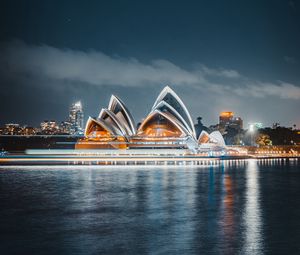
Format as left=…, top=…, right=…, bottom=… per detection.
left=76, top=86, right=226, bottom=152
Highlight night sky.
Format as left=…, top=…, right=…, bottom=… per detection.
left=0, top=0, right=299, bottom=128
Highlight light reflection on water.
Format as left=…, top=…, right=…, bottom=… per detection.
left=242, top=160, right=263, bottom=255
left=0, top=159, right=300, bottom=254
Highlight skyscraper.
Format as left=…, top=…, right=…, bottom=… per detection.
left=219, top=111, right=243, bottom=130
left=69, top=101, right=84, bottom=134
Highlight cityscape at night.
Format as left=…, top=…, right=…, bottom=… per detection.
left=1, top=1, right=300, bottom=254
left=1, top=85, right=299, bottom=161
left=0, top=101, right=84, bottom=136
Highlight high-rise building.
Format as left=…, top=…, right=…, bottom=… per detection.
left=219, top=112, right=234, bottom=127
left=69, top=101, right=84, bottom=134
left=219, top=111, right=243, bottom=130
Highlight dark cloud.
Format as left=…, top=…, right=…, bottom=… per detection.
left=0, top=40, right=300, bottom=127
left=2, top=41, right=300, bottom=99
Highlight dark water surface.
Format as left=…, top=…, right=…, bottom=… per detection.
left=0, top=159, right=300, bottom=255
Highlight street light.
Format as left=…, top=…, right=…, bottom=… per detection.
left=249, top=124, right=255, bottom=146
left=249, top=124, right=254, bottom=132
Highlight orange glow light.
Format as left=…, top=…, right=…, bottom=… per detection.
left=220, top=111, right=234, bottom=117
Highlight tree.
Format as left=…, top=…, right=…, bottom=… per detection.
left=256, top=133, right=272, bottom=146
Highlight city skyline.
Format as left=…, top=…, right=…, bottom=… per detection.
left=1, top=90, right=298, bottom=134
left=0, top=95, right=297, bottom=130
left=0, top=0, right=300, bottom=127
left=1, top=2, right=300, bottom=255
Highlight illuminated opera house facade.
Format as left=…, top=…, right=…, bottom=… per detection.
left=76, top=86, right=226, bottom=152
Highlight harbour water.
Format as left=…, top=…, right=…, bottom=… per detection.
left=0, top=159, right=300, bottom=254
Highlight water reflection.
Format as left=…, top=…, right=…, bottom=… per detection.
left=223, top=173, right=235, bottom=240
left=218, top=163, right=236, bottom=254
left=2, top=161, right=300, bottom=254
left=242, top=160, right=263, bottom=254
